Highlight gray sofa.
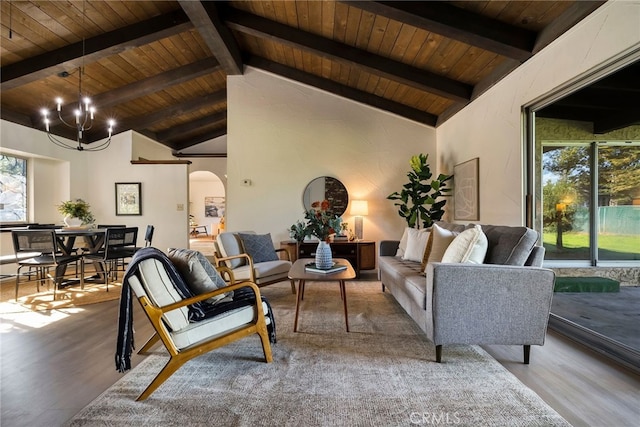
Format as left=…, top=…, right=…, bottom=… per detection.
left=378, top=222, right=555, bottom=363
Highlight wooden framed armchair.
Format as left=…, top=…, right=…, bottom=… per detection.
left=214, top=231, right=296, bottom=293
left=120, top=248, right=274, bottom=401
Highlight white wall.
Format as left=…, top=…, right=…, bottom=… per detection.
left=227, top=67, right=437, bottom=246
left=1, top=122, right=190, bottom=275
left=437, top=0, right=640, bottom=226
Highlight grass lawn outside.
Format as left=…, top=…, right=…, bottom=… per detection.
left=543, top=231, right=640, bottom=260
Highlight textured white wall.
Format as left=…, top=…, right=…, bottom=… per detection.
left=227, top=67, right=437, bottom=247
left=437, top=0, right=640, bottom=226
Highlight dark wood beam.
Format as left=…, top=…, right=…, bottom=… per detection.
left=533, top=1, right=607, bottom=54
left=246, top=56, right=437, bottom=127
left=224, top=8, right=471, bottom=102
left=170, top=127, right=227, bottom=151
left=87, top=89, right=226, bottom=141
left=35, top=57, right=221, bottom=126
left=1, top=10, right=192, bottom=90
left=0, top=109, right=33, bottom=128
left=157, top=111, right=227, bottom=141
left=348, top=1, right=535, bottom=61
left=179, top=1, right=243, bottom=75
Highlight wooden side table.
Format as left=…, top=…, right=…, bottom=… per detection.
left=281, top=240, right=375, bottom=277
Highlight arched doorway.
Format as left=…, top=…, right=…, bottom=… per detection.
left=188, top=171, right=225, bottom=252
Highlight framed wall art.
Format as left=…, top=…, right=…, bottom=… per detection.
left=453, top=158, right=479, bottom=220
left=115, top=182, right=142, bottom=216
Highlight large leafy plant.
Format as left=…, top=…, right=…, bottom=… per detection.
left=388, top=154, right=452, bottom=229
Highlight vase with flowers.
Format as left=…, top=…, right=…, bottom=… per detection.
left=303, top=200, right=342, bottom=269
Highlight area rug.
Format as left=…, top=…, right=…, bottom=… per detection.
left=67, top=281, right=569, bottom=426
left=0, top=280, right=121, bottom=313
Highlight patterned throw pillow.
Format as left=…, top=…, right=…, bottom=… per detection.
left=168, top=248, right=232, bottom=304
left=238, top=233, right=279, bottom=263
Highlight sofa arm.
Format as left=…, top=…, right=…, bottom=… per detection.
left=379, top=240, right=400, bottom=257
left=425, top=263, right=555, bottom=346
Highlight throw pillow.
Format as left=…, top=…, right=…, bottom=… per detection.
left=402, top=228, right=430, bottom=262
left=395, top=227, right=411, bottom=257
left=420, top=231, right=435, bottom=272
left=238, top=233, right=279, bottom=263
left=427, top=223, right=460, bottom=263
left=168, top=248, right=232, bottom=304
left=441, top=224, right=488, bottom=263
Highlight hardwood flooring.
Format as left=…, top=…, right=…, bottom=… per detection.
left=1, top=280, right=639, bottom=427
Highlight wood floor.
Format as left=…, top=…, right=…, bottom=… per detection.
left=1, top=280, right=639, bottom=427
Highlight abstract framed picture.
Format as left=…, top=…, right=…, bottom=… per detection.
left=454, top=158, right=479, bottom=220
left=115, top=182, right=142, bottom=216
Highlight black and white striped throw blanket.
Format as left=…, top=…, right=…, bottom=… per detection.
left=115, top=247, right=276, bottom=373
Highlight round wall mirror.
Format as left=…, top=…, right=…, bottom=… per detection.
left=302, top=176, right=349, bottom=216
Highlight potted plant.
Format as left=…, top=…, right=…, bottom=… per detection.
left=387, top=154, right=452, bottom=229
left=57, top=198, right=95, bottom=227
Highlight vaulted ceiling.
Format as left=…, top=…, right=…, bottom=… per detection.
left=1, top=1, right=610, bottom=155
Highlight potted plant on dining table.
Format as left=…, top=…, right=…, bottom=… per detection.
left=57, top=198, right=95, bottom=228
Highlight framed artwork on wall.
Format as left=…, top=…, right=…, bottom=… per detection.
left=454, top=158, right=479, bottom=220
left=115, top=182, right=142, bottom=216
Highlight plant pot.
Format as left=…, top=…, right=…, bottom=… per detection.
left=315, top=241, right=333, bottom=269
left=64, top=216, right=83, bottom=227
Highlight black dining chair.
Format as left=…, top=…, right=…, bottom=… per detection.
left=83, top=227, right=138, bottom=285
left=12, top=229, right=83, bottom=300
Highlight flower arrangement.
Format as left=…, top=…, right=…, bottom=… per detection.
left=57, top=198, right=95, bottom=224
left=303, top=200, right=342, bottom=242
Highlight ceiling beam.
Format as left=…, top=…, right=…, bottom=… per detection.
left=179, top=1, right=243, bottom=75
left=157, top=111, right=227, bottom=142
left=347, top=1, right=535, bottom=61
left=224, top=7, right=471, bottom=102
left=246, top=56, right=437, bottom=127
left=533, top=1, right=607, bottom=54
left=88, top=89, right=227, bottom=141
left=35, top=57, right=221, bottom=126
left=1, top=10, right=192, bottom=90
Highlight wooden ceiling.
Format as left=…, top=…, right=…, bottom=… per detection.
left=1, top=1, right=608, bottom=153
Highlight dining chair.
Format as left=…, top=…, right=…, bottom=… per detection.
left=12, top=229, right=83, bottom=300
left=83, top=227, right=138, bottom=284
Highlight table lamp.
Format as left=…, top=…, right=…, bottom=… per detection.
left=350, top=200, right=369, bottom=240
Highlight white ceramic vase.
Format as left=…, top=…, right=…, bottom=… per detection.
left=315, top=240, right=333, bottom=269
left=64, top=216, right=83, bottom=227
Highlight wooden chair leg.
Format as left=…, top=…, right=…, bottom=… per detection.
left=436, top=345, right=443, bottom=363
left=136, top=357, right=185, bottom=401
left=138, top=333, right=161, bottom=354
left=524, top=345, right=531, bottom=364
left=290, top=279, right=296, bottom=294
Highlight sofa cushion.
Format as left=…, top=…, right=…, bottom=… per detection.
left=168, top=248, right=233, bottom=304
left=238, top=232, right=279, bottom=263
left=420, top=231, right=435, bottom=271
left=231, top=260, right=292, bottom=284
left=402, top=228, right=430, bottom=262
left=481, top=225, right=539, bottom=265
left=441, top=225, right=488, bottom=264
left=427, top=223, right=460, bottom=263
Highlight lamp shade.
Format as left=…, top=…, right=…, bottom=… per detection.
left=350, top=200, right=369, bottom=216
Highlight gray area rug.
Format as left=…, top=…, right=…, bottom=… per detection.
left=68, top=281, right=569, bottom=426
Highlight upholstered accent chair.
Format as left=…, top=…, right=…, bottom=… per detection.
left=123, top=248, right=274, bottom=401
left=214, top=231, right=295, bottom=293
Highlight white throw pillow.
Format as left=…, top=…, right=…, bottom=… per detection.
left=402, top=228, right=430, bottom=262
left=441, top=224, right=488, bottom=263
left=427, top=223, right=459, bottom=263
left=396, top=227, right=411, bottom=257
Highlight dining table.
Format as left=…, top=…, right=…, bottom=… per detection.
left=54, top=228, right=108, bottom=286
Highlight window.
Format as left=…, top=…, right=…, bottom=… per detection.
left=0, top=154, right=27, bottom=223
left=538, top=141, right=639, bottom=263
